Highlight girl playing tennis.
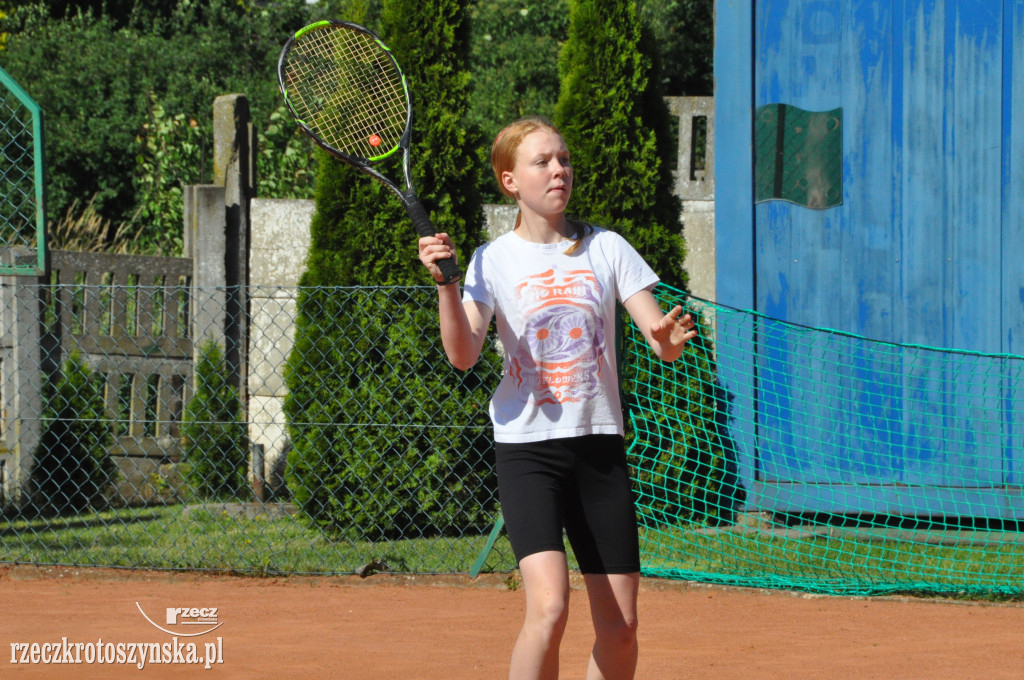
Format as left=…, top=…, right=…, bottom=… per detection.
left=418, top=116, right=696, bottom=680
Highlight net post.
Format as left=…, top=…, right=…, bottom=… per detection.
left=469, top=512, right=505, bottom=578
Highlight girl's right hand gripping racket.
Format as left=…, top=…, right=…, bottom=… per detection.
left=278, top=20, right=461, bottom=284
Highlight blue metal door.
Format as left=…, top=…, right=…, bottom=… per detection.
left=715, top=0, right=1024, bottom=517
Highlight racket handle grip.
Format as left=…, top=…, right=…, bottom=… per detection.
left=406, top=198, right=462, bottom=285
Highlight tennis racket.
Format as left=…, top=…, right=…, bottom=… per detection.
left=277, top=19, right=461, bottom=284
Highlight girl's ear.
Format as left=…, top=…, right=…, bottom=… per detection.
left=501, top=170, right=517, bottom=197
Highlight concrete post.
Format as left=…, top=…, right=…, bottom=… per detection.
left=0, top=248, right=44, bottom=507
left=185, top=184, right=229, bottom=357
left=212, top=94, right=255, bottom=404
left=667, top=96, right=717, bottom=304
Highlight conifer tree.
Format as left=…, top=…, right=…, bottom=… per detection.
left=183, top=340, right=249, bottom=500
left=555, top=0, right=744, bottom=525
left=555, top=0, right=686, bottom=290
left=33, top=351, right=114, bottom=514
left=284, top=0, right=499, bottom=540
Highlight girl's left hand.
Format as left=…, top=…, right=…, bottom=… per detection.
left=650, top=305, right=697, bottom=360
left=622, top=291, right=697, bottom=363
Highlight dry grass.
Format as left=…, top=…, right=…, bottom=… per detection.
left=47, top=196, right=144, bottom=254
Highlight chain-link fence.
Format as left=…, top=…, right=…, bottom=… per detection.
left=1, top=280, right=515, bottom=576
left=4, top=273, right=1024, bottom=596
left=0, top=66, right=46, bottom=275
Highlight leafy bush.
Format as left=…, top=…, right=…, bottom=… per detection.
left=131, top=95, right=204, bottom=257
left=182, top=340, right=249, bottom=500
left=284, top=0, right=499, bottom=540
left=32, top=350, right=115, bottom=515
left=0, top=0, right=317, bottom=253
left=466, top=1, right=567, bottom=138
left=255, top=106, right=317, bottom=200
left=1, top=5, right=144, bottom=234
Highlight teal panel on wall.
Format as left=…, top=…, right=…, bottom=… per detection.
left=754, top=103, right=843, bottom=208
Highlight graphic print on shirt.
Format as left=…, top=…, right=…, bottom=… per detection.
left=510, top=265, right=606, bottom=405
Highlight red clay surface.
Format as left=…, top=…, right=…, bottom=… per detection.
left=1, top=565, right=1022, bottom=679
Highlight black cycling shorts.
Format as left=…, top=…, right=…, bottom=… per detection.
left=494, top=434, right=641, bottom=575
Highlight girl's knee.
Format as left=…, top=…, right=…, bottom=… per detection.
left=527, top=591, right=571, bottom=636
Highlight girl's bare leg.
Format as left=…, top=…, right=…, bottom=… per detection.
left=509, top=551, right=572, bottom=680
left=583, top=572, right=640, bottom=680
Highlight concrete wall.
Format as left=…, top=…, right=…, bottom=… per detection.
left=670, top=96, right=715, bottom=303
left=247, top=199, right=314, bottom=494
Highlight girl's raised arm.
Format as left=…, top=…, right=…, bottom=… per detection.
left=419, top=234, right=492, bottom=370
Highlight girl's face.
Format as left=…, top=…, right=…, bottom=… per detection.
left=501, top=128, right=573, bottom=220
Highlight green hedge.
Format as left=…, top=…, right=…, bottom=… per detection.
left=32, top=350, right=114, bottom=515
left=182, top=339, right=249, bottom=500
left=285, top=287, right=501, bottom=540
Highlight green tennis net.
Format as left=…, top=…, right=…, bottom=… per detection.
left=624, top=284, right=1024, bottom=597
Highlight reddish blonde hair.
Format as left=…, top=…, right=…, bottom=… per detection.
left=490, top=116, right=591, bottom=252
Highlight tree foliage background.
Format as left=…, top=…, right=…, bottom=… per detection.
left=0, top=0, right=319, bottom=254
left=1, top=0, right=737, bottom=531
left=0, top=0, right=712, bottom=253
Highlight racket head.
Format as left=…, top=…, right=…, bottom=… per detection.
left=278, top=20, right=411, bottom=165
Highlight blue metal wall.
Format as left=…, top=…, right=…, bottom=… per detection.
left=715, top=0, right=1024, bottom=517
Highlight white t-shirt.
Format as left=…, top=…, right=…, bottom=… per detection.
left=462, top=226, right=659, bottom=443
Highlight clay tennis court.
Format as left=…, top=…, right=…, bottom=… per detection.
left=2, top=565, right=1021, bottom=679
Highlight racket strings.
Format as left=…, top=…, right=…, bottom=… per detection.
left=284, top=25, right=408, bottom=160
